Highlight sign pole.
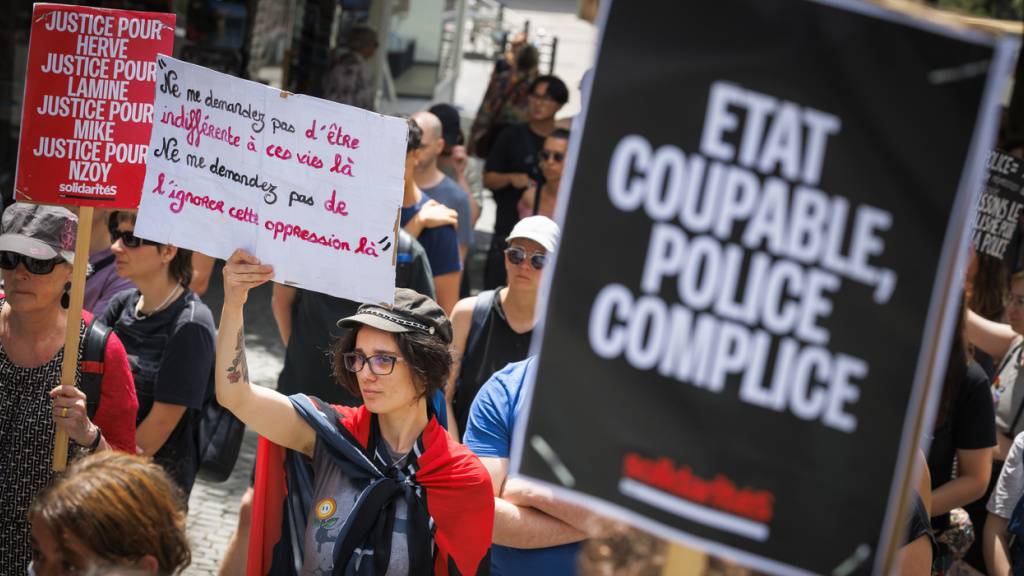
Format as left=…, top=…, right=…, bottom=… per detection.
left=52, top=206, right=94, bottom=472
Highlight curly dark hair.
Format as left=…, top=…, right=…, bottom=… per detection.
left=332, top=325, right=452, bottom=402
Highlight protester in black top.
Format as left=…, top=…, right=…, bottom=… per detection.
left=446, top=216, right=560, bottom=440
left=102, top=211, right=215, bottom=495
left=927, top=300, right=995, bottom=571
left=482, top=75, right=567, bottom=290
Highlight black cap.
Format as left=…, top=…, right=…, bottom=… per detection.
left=0, top=203, right=78, bottom=264
left=338, top=288, right=453, bottom=345
left=428, top=103, right=464, bottom=148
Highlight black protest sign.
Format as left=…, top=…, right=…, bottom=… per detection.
left=974, top=150, right=1024, bottom=262
left=512, top=1, right=1017, bottom=574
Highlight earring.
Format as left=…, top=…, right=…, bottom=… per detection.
left=60, top=281, right=71, bottom=309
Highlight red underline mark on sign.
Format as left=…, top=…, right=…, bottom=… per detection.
left=620, top=452, right=773, bottom=542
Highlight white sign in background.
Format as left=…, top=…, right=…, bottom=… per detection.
left=136, top=56, right=407, bottom=304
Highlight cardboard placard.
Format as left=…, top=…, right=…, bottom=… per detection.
left=974, top=150, right=1024, bottom=262
left=135, top=56, right=407, bottom=305
left=511, top=1, right=1018, bottom=574
left=15, top=3, right=175, bottom=207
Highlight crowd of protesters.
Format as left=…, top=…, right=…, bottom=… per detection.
left=10, top=23, right=1024, bottom=576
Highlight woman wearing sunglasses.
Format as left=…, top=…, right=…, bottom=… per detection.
left=446, top=215, right=560, bottom=440
left=518, top=128, right=569, bottom=221
left=99, top=210, right=215, bottom=497
left=0, top=203, right=138, bottom=575
left=217, top=249, right=493, bottom=574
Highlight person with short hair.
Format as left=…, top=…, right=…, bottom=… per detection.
left=483, top=74, right=568, bottom=289
left=83, top=208, right=135, bottom=317
left=101, top=211, right=215, bottom=496
left=412, top=110, right=474, bottom=263
left=323, top=25, right=379, bottom=110
left=402, top=117, right=462, bottom=314
left=0, top=203, right=138, bottom=574
left=447, top=216, right=559, bottom=440
left=216, top=251, right=494, bottom=574
left=28, top=451, right=191, bottom=576
left=519, top=128, right=570, bottom=220
left=464, top=357, right=605, bottom=575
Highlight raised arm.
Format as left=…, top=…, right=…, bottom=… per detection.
left=967, top=309, right=1020, bottom=362
left=216, top=249, right=315, bottom=456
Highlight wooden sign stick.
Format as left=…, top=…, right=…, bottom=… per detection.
left=52, top=206, right=94, bottom=472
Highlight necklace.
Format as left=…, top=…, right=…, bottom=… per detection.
left=134, top=284, right=182, bottom=319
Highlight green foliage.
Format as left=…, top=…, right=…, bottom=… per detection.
left=934, top=0, right=1024, bottom=20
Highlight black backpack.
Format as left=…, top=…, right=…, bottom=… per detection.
left=80, top=317, right=112, bottom=420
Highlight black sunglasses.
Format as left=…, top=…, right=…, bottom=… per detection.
left=539, top=150, right=564, bottom=163
left=505, top=246, right=547, bottom=270
left=0, top=251, right=64, bottom=274
left=110, top=228, right=160, bottom=249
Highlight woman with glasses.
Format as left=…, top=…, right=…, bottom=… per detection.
left=966, top=270, right=1024, bottom=569
left=217, top=249, right=493, bottom=574
left=445, top=215, right=560, bottom=441
left=99, top=210, right=215, bottom=497
left=519, top=129, right=570, bottom=220
left=0, top=203, right=138, bottom=575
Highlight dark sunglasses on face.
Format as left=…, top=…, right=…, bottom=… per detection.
left=539, top=150, right=564, bottom=163
left=342, top=352, right=404, bottom=376
left=109, top=228, right=160, bottom=249
left=0, top=251, right=63, bottom=274
left=505, top=245, right=547, bottom=270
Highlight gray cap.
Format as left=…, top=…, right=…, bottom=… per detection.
left=0, top=203, right=77, bottom=264
left=506, top=215, right=560, bottom=253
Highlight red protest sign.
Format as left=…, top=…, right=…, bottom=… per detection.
left=15, top=4, right=175, bottom=208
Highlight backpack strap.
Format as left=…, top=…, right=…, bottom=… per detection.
left=80, top=317, right=113, bottom=420
left=462, top=290, right=496, bottom=373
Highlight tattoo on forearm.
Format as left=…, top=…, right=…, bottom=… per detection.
left=226, top=328, right=249, bottom=384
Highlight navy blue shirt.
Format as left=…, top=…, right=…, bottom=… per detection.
left=464, top=357, right=581, bottom=574
left=400, top=194, right=462, bottom=276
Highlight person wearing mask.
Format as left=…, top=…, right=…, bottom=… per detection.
left=403, top=117, right=462, bottom=314
left=217, top=253, right=494, bottom=574
left=412, top=110, right=474, bottom=263
left=446, top=215, right=559, bottom=440
left=83, top=208, right=135, bottom=317
left=101, top=211, right=215, bottom=496
left=0, top=203, right=138, bottom=574
left=482, top=75, right=567, bottom=289
left=519, top=129, right=570, bottom=220
left=28, top=451, right=191, bottom=576
left=323, top=25, right=379, bottom=111
left=464, top=356, right=607, bottom=575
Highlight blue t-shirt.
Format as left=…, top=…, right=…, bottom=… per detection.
left=400, top=194, right=462, bottom=276
left=422, top=175, right=473, bottom=248
left=463, top=357, right=581, bottom=575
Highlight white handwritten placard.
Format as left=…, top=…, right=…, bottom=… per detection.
left=135, top=56, right=407, bottom=305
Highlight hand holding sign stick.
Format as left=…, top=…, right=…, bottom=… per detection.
left=52, top=207, right=93, bottom=472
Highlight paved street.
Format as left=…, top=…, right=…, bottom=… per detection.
left=183, top=264, right=284, bottom=575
